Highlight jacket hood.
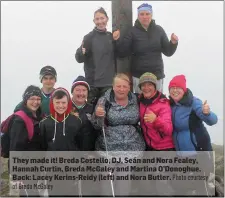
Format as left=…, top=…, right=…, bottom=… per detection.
left=134, top=19, right=156, bottom=31
left=50, top=87, right=72, bottom=122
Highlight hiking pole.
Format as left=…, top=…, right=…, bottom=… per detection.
left=78, top=176, right=82, bottom=197
left=101, top=121, right=115, bottom=197
left=78, top=163, right=82, bottom=197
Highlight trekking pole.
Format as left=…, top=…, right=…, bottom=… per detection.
left=78, top=174, right=82, bottom=197
left=97, top=98, right=115, bottom=197
left=78, top=162, right=83, bottom=197
left=102, top=122, right=115, bottom=197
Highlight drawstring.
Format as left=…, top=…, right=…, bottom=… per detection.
left=63, top=113, right=65, bottom=136
left=52, top=112, right=57, bottom=142
left=52, top=113, right=67, bottom=141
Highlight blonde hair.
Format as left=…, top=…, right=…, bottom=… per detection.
left=113, top=73, right=131, bottom=86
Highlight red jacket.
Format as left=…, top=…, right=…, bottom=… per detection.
left=139, top=92, right=174, bottom=150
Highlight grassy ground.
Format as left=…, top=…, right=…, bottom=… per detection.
left=1, top=157, right=10, bottom=197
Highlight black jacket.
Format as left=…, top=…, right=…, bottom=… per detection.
left=71, top=102, right=98, bottom=151
left=75, top=27, right=116, bottom=87
left=40, top=114, right=83, bottom=151
left=9, top=104, right=43, bottom=151
left=116, top=19, right=178, bottom=79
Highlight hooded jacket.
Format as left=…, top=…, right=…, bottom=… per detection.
left=9, top=104, right=43, bottom=151
left=116, top=19, right=178, bottom=79
left=170, top=89, right=218, bottom=153
left=75, top=27, right=116, bottom=87
left=139, top=91, right=174, bottom=150
left=40, top=88, right=83, bottom=151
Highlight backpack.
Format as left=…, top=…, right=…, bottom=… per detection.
left=1, top=110, right=34, bottom=158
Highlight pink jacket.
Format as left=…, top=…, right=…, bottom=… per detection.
left=139, top=93, right=174, bottom=150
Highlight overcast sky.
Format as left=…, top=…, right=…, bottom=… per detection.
left=1, top=1, right=223, bottom=145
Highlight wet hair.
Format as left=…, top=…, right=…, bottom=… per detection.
left=52, top=90, right=69, bottom=100
left=94, top=7, right=108, bottom=18
left=113, top=73, right=131, bottom=86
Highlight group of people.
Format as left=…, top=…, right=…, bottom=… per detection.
left=2, top=2, right=218, bottom=197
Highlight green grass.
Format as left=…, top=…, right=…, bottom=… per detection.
left=1, top=157, right=9, bottom=197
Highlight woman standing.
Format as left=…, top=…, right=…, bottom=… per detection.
left=91, top=73, right=145, bottom=196
left=8, top=85, right=43, bottom=197
left=169, top=74, right=218, bottom=196
left=113, top=3, right=178, bottom=93
left=138, top=72, right=174, bottom=196
left=138, top=72, right=174, bottom=151
left=169, top=75, right=217, bottom=153
left=75, top=7, right=116, bottom=105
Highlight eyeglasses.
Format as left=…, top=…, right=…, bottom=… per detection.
left=170, top=87, right=183, bottom=91
left=28, top=98, right=41, bottom=102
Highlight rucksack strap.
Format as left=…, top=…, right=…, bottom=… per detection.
left=14, top=111, right=34, bottom=140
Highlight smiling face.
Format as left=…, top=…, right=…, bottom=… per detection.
left=138, top=10, right=152, bottom=28
left=26, top=96, right=41, bottom=112
left=93, top=11, right=108, bottom=30
left=53, top=95, right=68, bottom=115
left=72, top=85, right=88, bottom=105
left=140, top=82, right=156, bottom=99
left=169, top=87, right=185, bottom=102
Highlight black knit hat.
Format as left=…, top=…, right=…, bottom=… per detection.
left=39, top=65, right=57, bottom=82
left=71, top=76, right=90, bottom=93
left=22, top=85, right=42, bottom=103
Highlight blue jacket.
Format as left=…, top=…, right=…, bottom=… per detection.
left=170, top=89, right=218, bottom=153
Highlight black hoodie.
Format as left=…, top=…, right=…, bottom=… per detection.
left=39, top=88, right=83, bottom=151
left=116, top=19, right=178, bottom=79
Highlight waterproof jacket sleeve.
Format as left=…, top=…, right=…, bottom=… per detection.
left=192, top=97, right=218, bottom=126
left=145, top=102, right=173, bottom=136
left=75, top=32, right=93, bottom=63
left=115, top=30, right=133, bottom=58
left=90, top=97, right=106, bottom=130
left=75, top=45, right=85, bottom=63
left=9, top=116, right=28, bottom=151
left=160, top=26, right=178, bottom=57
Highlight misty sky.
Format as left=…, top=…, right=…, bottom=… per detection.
left=1, top=1, right=223, bottom=144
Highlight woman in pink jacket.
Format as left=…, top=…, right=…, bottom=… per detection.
left=137, top=72, right=175, bottom=196
left=138, top=72, right=174, bottom=151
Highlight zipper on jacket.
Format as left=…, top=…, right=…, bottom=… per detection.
left=173, top=106, right=180, bottom=151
